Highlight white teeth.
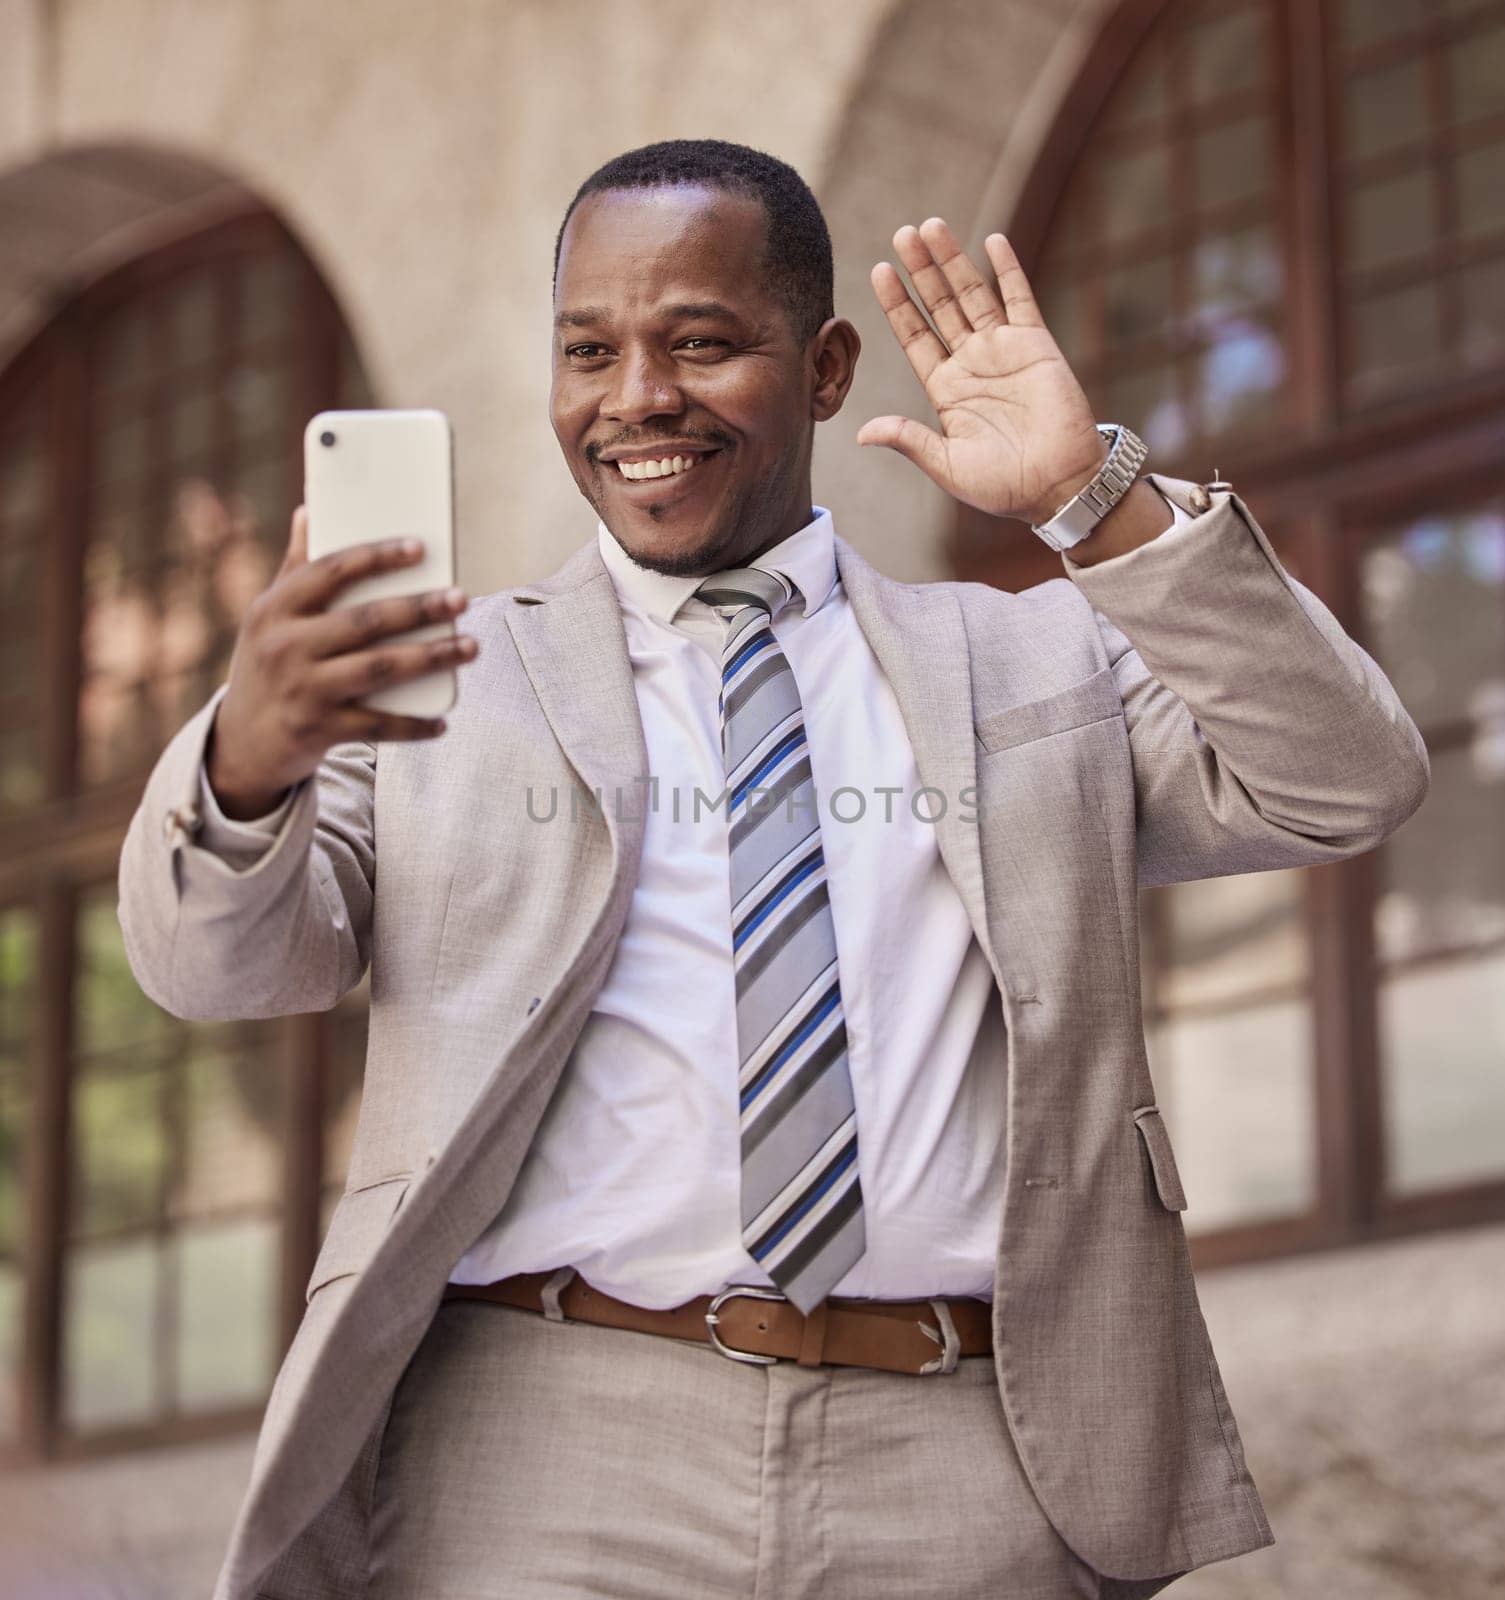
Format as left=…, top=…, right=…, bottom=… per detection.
left=616, top=454, right=702, bottom=481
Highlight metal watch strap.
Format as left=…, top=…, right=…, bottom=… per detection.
left=1029, top=422, right=1149, bottom=552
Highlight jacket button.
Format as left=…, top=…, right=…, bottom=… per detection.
left=526, top=995, right=541, bottom=1015
left=1188, top=484, right=1212, bottom=514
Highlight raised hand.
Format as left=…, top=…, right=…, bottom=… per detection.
left=858, top=219, right=1110, bottom=526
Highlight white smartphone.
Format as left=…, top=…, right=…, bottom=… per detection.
left=303, top=408, right=458, bottom=719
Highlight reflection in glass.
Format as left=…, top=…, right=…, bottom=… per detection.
left=1186, top=7, right=1266, bottom=104
left=0, top=906, right=35, bottom=1443
left=1154, top=869, right=1308, bottom=1011
left=1105, top=360, right=1187, bottom=456
left=63, top=1238, right=159, bottom=1430
left=1448, top=26, right=1505, bottom=126
left=1348, top=167, right=1435, bottom=271
left=1198, top=324, right=1285, bottom=433
left=1455, top=139, right=1505, bottom=243
left=175, top=1050, right=281, bottom=1218
left=1376, top=742, right=1505, bottom=964
left=1101, top=144, right=1172, bottom=245
left=71, top=1063, right=167, bottom=1236
left=1192, top=224, right=1282, bottom=322
left=1348, top=281, right=1444, bottom=401
left=1381, top=953, right=1505, bottom=1192
left=1147, top=999, right=1316, bottom=1232
left=174, top=1219, right=277, bottom=1410
left=1193, top=116, right=1271, bottom=212
left=1104, top=254, right=1173, bottom=346
left=1345, top=57, right=1429, bottom=159
left=1360, top=507, right=1505, bottom=730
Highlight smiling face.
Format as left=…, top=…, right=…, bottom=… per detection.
left=550, top=183, right=858, bottom=577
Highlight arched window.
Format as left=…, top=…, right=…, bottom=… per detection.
left=956, top=0, right=1505, bottom=1264
left=0, top=210, right=373, bottom=1456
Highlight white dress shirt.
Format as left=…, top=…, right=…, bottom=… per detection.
left=199, top=495, right=1189, bottom=1308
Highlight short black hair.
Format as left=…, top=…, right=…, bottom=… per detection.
left=553, top=139, right=834, bottom=343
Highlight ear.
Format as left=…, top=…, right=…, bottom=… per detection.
left=809, top=317, right=861, bottom=422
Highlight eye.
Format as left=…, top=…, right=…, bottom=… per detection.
left=565, top=343, right=609, bottom=361
left=680, top=337, right=729, bottom=354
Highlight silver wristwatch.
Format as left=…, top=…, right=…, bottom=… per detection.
left=1029, top=423, right=1149, bottom=552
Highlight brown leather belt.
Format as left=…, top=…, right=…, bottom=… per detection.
left=440, top=1269, right=993, bottom=1377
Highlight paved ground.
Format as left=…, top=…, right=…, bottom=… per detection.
left=3, top=1222, right=1502, bottom=1598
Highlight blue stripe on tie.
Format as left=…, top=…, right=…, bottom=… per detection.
left=729, top=727, right=806, bottom=813
left=751, top=1136, right=857, bottom=1259
left=740, top=986, right=840, bottom=1110
left=733, top=849, right=823, bottom=952
left=724, top=630, right=775, bottom=683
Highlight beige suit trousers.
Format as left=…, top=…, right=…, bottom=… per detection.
left=329, top=1289, right=1186, bottom=1600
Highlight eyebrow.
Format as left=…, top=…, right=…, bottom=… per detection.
left=553, top=301, right=745, bottom=330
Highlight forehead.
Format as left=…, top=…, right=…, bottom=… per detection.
left=554, top=184, right=777, bottom=321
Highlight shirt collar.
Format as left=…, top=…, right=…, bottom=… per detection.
left=596, top=506, right=838, bottom=628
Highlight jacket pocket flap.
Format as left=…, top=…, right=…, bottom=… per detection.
left=305, top=1173, right=412, bottom=1302
left=975, top=667, right=1121, bottom=754
left=1132, top=1105, right=1188, bottom=1211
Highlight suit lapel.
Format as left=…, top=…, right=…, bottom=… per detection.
left=504, top=539, right=650, bottom=868
left=834, top=534, right=1000, bottom=977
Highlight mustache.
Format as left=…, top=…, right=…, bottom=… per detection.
left=585, top=428, right=736, bottom=465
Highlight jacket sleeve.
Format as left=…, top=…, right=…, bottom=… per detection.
left=115, top=681, right=376, bottom=1020
left=1061, top=472, right=1430, bottom=889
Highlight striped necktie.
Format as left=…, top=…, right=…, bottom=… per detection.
left=694, top=566, right=866, bottom=1315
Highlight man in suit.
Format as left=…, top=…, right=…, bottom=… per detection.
left=119, top=140, right=1428, bottom=1599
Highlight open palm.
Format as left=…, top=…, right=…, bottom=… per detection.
left=858, top=220, right=1110, bottom=526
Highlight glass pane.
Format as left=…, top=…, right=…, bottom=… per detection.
left=62, top=1236, right=159, bottom=1429
left=1459, top=254, right=1505, bottom=366
left=1360, top=504, right=1505, bottom=730
left=1186, top=7, right=1267, bottom=105
left=1375, top=740, right=1505, bottom=964
left=0, top=1263, right=19, bottom=1442
left=1147, top=998, right=1316, bottom=1230
left=174, top=1217, right=277, bottom=1410
left=1103, top=253, right=1174, bottom=347
left=226, top=352, right=293, bottom=449
left=165, top=271, right=218, bottom=369
left=0, top=905, right=31, bottom=1446
left=71, top=1060, right=167, bottom=1236
left=1455, top=139, right=1505, bottom=243
left=174, top=1048, right=281, bottom=1218
left=1100, top=143, right=1173, bottom=245
left=337, top=323, right=377, bottom=410
left=166, top=387, right=214, bottom=468
left=1197, top=321, right=1286, bottom=433
left=1336, top=0, right=1431, bottom=52
left=1345, top=57, right=1430, bottom=160
left=1192, top=222, right=1283, bottom=322
left=1449, top=24, right=1505, bottom=125
left=1347, top=167, right=1436, bottom=271
left=75, top=885, right=175, bottom=1060
left=1102, top=359, right=1188, bottom=456
left=1193, top=115, right=1272, bottom=211
left=1153, top=869, right=1309, bottom=1011
left=1347, top=280, right=1445, bottom=401
left=241, top=253, right=300, bottom=348
left=96, top=306, right=157, bottom=394
left=1381, top=950, right=1505, bottom=1192
left=1099, top=46, right=1168, bottom=133
left=94, top=406, right=152, bottom=489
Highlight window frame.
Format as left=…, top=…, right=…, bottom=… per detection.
left=0, top=210, right=370, bottom=1462
left=955, top=0, right=1505, bottom=1269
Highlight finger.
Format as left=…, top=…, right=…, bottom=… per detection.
left=917, top=218, right=1008, bottom=332
left=982, top=233, right=1045, bottom=329
left=856, top=414, right=952, bottom=487
left=305, top=584, right=469, bottom=660
left=280, top=536, right=427, bottom=617
left=311, top=632, right=479, bottom=704
left=327, top=706, right=451, bottom=744
left=278, top=506, right=309, bottom=576
left=892, top=225, right=972, bottom=348
left=870, top=262, right=947, bottom=386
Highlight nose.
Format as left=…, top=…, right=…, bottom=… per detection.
left=601, top=346, right=685, bottom=425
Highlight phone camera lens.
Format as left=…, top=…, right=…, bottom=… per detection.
left=319, top=430, right=337, bottom=447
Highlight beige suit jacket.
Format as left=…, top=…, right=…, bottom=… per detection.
left=117, top=475, right=1429, bottom=1597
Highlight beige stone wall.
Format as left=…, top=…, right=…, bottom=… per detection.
left=0, top=0, right=1126, bottom=593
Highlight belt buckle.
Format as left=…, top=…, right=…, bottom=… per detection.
left=705, top=1284, right=785, bottom=1365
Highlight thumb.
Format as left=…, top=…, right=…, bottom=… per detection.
left=856, top=416, right=951, bottom=486
left=279, top=504, right=309, bottom=575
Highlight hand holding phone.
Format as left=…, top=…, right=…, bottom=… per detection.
left=206, top=414, right=478, bottom=820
